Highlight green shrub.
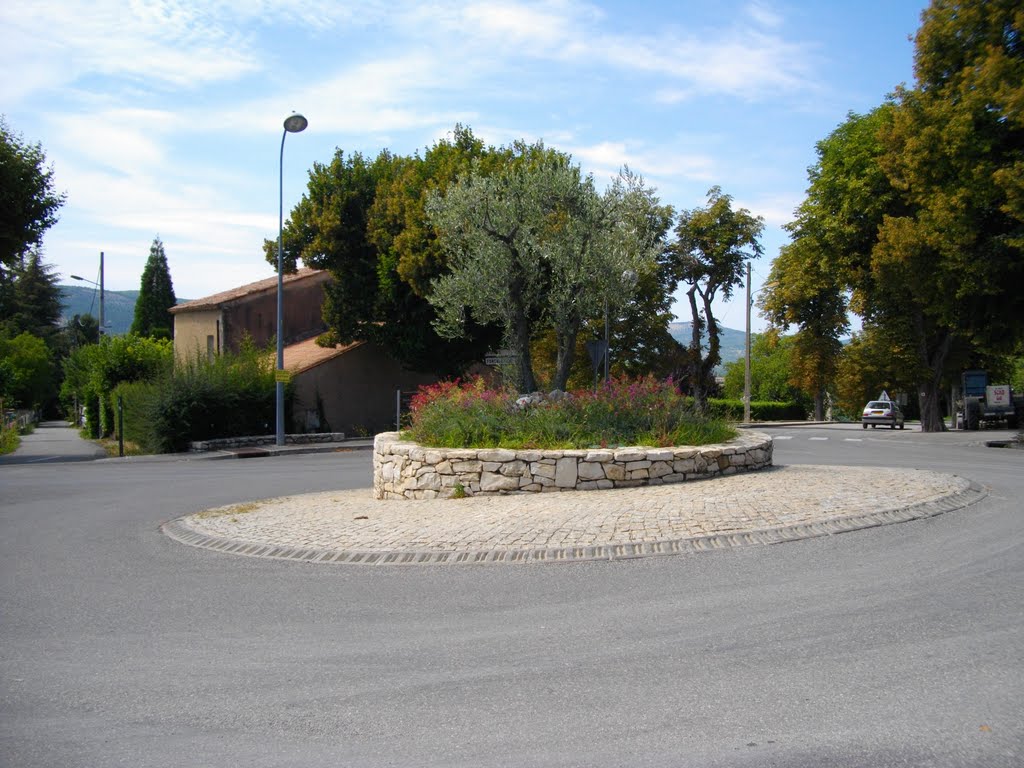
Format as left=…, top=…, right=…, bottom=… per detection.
left=140, top=342, right=284, bottom=453
left=708, top=398, right=807, bottom=422
left=407, top=376, right=736, bottom=449
left=0, top=424, right=18, bottom=454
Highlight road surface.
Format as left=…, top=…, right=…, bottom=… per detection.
left=1, top=423, right=1020, bottom=767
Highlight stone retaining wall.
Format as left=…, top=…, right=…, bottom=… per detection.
left=189, top=432, right=347, bottom=452
left=373, top=431, right=772, bottom=500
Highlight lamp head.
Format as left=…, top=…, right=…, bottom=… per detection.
left=283, top=113, right=308, bottom=133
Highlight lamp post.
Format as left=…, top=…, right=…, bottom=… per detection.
left=70, top=251, right=105, bottom=335
left=276, top=114, right=308, bottom=446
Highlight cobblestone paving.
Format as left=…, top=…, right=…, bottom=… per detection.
left=164, top=465, right=984, bottom=564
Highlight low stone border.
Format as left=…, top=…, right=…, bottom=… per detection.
left=373, top=430, right=773, bottom=499
left=189, top=432, right=347, bottom=452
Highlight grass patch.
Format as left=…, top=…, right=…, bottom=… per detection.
left=98, top=438, right=148, bottom=458
left=406, top=376, right=736, bottom=449
left=194, top=502, right=261, bottom=520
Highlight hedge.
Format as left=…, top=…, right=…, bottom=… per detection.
left=708, top=398, right=808, bottom=422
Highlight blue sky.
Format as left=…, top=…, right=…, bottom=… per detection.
left=2, top=0, right=927, bottom=332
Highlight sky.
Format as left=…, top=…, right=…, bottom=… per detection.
left=2, top=0, right=929, bottom=333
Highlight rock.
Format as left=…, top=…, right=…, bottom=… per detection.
left=480, top=472, right=521, bottom=492
left=554, top=457, right=578, bottom=488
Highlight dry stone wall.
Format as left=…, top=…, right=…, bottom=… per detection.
left=189, top=432, right=347, bottom=452
left=373, top=431, right=773, bottom=500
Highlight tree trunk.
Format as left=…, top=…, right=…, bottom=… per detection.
left=513, top=310, right=536, bottom=393
left=699, top=288, right=721, bottom=401
left=814, top=390, right=825, bottom=421
left=686, top=286, right=705, bottom=410
left=916, top=325, right=951, bottom=433
left=507, top=271, right=536, bottom=394
left=552, top=318, right=579, bottom=392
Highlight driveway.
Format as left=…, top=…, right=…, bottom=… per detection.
left=0, top=420, right=107, bottom=465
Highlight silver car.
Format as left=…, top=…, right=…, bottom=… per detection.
left=861, top=400, right=905, bottom=429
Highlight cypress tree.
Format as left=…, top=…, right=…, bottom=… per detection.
left=131, top=236, right=176, bottom=340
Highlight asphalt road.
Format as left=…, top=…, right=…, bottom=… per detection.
left=1, top=424, right=1021, bottom=767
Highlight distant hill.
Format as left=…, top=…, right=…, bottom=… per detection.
left=668, top=322, right=748, bottom=373
left=58, top=285, right=140, bottom=336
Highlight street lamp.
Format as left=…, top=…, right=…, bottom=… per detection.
left=276, top=113, right=308, bottom=446
left=70, top=251, right=105, bottom=335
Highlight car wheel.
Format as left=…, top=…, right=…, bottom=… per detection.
left=890, top=421, right=896, bottom=430
left=862, top=423, right=868, bottom=429
left=899, top=423, right=904, bottom=430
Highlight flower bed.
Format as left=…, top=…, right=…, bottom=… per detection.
left=405, top=377, right=737, bottom=450
left=373, top=430, right=773, bottom=500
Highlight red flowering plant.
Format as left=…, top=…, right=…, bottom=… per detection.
left=404, top=376, right=734, bottom=449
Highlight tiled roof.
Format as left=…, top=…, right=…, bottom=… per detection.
left=283, top=336, right=364, bottom=374
left=170, top=268, right=328, bottom=313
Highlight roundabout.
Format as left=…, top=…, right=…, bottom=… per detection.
left=162, top=463, right=985, bottom=565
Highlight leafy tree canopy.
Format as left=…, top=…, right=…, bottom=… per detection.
left=1, top=249, right=64, bottom=343
left=666, top=186, right=764, bottom=409
left=0, top=117, right=65, bottom=280
left=721, top=331, right=808, bottom=406
left=0, top=332, right=53, bottom=409
left=266, top=129, right=501, bottom=375
left=428, top=143, right=669, bottom=392
left=762, top=0, right=1023, bottom=431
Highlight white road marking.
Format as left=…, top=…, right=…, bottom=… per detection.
left=808, top=437, right=829, bottom=441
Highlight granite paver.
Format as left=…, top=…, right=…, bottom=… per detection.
left=162, top=464, right=986, bottom=565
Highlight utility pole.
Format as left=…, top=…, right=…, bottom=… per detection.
left=99, top=251, right=105, bottom=336
left=744, top=261, right=751, bottom=424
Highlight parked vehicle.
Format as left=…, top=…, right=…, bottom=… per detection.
left=862, top=400, right=904, bottom=430
left=961, top=370, right=1023, bottom=429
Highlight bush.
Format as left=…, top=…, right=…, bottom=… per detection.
left=113, top=341, right=285, bottom=453
left=407, top=376, right=736, bottom=449
left=708, top=398, right=808, bottom=421
left=0, top=424, right=18, bottom=454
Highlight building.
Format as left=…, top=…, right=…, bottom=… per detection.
left=170, top=268, right=330, bottom=360
left=170, top=269, right=437, bottom=435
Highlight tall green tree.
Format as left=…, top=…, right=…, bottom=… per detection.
left=0, top=117, right=65, bottom=303
left=267, top=136, right=499, bottom=374
left=131, top=237, right=177, bottom=340
left=771, top=1, right=1023, bottom=431
left=427, top=144, right=664, bottom=392
left=760, top=235, right=849, bottom=420
left=1, top=248, right=64, bottom=343
left=871, top=0, right=1024, bottom=429
left=666, top=186, right=764, bottom=410
left=722, top=331, right=808, bottom=406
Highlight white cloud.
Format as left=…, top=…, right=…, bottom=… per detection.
left=570, top=140, right=717, bottom=190
left=0, top=1, right=262, bottom=103
left=746, top=0, right=785, bottom=29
